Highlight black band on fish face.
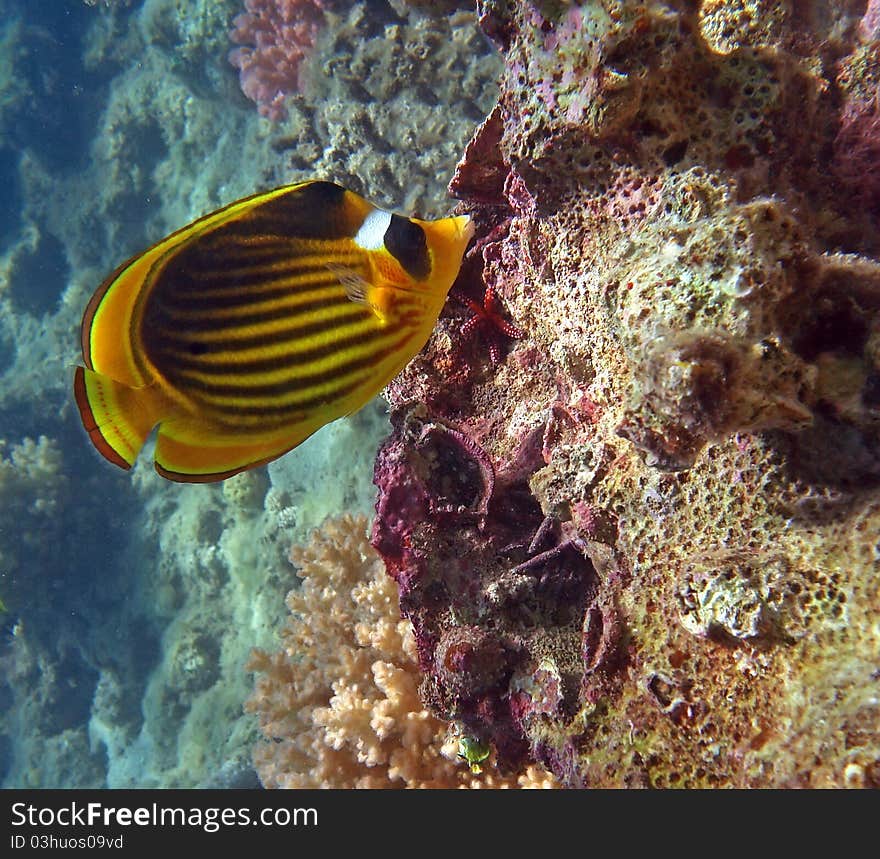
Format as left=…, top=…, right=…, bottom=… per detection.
left=384, top=215, right=431, bottom=280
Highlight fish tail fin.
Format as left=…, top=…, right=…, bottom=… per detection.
left=73, top=366, right=163, bottom=470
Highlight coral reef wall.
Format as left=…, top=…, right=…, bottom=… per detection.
left=371, top=0, right=880, bottom=787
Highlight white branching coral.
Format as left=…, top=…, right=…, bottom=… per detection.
left=246, top=514, right=556, bottom=789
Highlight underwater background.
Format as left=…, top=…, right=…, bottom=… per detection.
left=0, top=0, right=502, bottom=788
left=3, top=0, right=880, bottom=789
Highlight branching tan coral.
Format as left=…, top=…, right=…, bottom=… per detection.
left=246, top=514, right=556, bottom=788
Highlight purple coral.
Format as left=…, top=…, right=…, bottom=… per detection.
left=228, top=0, right=327, bottom=121
left=369, top=0, right=880, bottom=789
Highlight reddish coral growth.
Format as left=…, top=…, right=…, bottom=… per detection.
left=448, top=105, right=507, bottom=203
left=228, top=0, right=327, bottom=120
left=371, top=407, right=599, bottom=773
left=833, top=97, right=880, bottom=214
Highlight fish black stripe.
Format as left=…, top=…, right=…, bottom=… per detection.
left=157, top=275, right=347, bottom=313
left=170, top=340, right=400, bottom=397
left=178, top=243, right=302, bottom=275
left=152, top=311, right=365, bottom=359
left=146, top=306, right=373, bottom=362
left=174, top=331, right=414, bottom=399
left=208, top=373, right=372, bottom=420
left=196, top=236, right=352, bottom=256
left=195, top=370, right=373, bottom=414
left=179, top=255, right=360, bottom=290
left=167, top=323, right=392, bottom=374
left=186, top=241, right=300, bottom=274
left=159, top=251, right=360, bottom=298
left=175, top=258, right=330, bottom=287
left=150, top=291, right=355, bottom=333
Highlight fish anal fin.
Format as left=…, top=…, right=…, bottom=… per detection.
left=154, top=418, right=318, bottom=483
left=73, top=366, right=163, bottom=470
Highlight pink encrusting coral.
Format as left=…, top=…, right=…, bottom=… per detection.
left=228, top=0, right=327, bottom=120
left=860, top=0, right=880, bottom=42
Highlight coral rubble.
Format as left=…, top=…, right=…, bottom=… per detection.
left=371, top=0, right=880, bottom=787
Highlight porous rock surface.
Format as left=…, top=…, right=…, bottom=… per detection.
left=371, top=0, right=880, bottom=788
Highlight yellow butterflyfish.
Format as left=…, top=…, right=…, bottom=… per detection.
left=74, top=180, right=473, bottom=482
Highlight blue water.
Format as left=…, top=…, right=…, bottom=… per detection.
left=0, top=0, right=146, bottom=788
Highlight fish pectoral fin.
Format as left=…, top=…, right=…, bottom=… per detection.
left=153, top=418, right=318, bottom=483
left=328, top=262, right=392, bottom=325
left=328, top=262, right=369, bottom=302
left=74, top=366, right=163, bottom=470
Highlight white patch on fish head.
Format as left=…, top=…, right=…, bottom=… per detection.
left=354, top=209, right=393, bottom=251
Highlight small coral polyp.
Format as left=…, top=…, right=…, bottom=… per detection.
left=371, top=0, right=880, bottom=786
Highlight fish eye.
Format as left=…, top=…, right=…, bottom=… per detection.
left=384, top=214, right=430, bottom=280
